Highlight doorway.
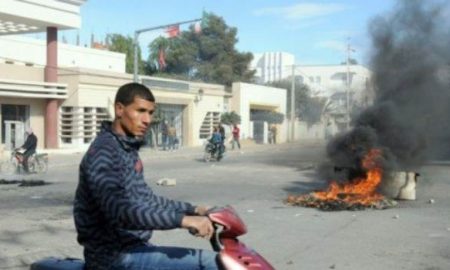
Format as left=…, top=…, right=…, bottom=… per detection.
left=1, top=104, right=29, bottom=148
left=158, top=104, right=185, bottom=147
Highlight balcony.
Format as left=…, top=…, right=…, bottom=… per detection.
left=0, top=78, right=68, bottom=99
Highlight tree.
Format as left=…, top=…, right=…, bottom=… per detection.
left=340, top=58, right=358, bottom=65
left=220, top=111, right=241, bottom=125
left=147, top=12, right=255, bottom=86
left=107, top=34, right=144, bottom=74
left=250, top=111, right=284, bottom=124
left=268, top=80, right=325, bottom=126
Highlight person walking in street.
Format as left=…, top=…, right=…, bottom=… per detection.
left=231, top=124, right=241, bottom=150
left=17, top=127, right=37, bottom=173
left=160, top=120, right=168, bottom=150
left=167, top=124, right=177, bottom=151
left=218, top=123, right=226, bottom=153
left=270, top=124, right=277, bottom=144
left=218, top=123, right=225, bottom=142
left=74, top=82, right=220, bottom=270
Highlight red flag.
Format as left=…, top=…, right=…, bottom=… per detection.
left=158, top=46, right=166, bottom=70
left=165, top=24, right=180, bottom=38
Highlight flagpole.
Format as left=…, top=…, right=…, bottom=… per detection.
left=133, top=18, right=202, bottom=82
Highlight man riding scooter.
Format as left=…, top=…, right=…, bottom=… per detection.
left=209, top=126, right=225, bottom=159
left=73, top=83, right=221, bottom=270
left=31, top=83, right=275, bottom=270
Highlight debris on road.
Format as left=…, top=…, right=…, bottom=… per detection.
left=0, top=179, right=49, bottom=187
left=428, top=199, right=435, bottom=204
left=286, top=193, right=397, bottom=211
left=156, top=178, right=176, bottom=186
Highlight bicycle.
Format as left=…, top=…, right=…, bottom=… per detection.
left=0, top=149, right=48, bottom=174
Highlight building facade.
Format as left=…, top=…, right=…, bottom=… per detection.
left=0, top=1, right=289, bottom=152
left=251, top=52, right=295, bottom=84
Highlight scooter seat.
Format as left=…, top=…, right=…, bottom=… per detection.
left=30, top=257, right=84, bottom=270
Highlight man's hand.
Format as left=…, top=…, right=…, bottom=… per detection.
left=194, top=205, right=212, bottom=216
left=181, top=216, right=214, bottom=239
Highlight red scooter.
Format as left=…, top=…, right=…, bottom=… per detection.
left=31, top=206, right=275, bottom=270
left=202, top=206, right=275, bottom=269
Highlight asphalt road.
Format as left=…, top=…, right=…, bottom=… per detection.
left=0, top=142, right=449, bottom=270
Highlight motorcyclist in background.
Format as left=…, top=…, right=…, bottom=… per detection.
left=210, top=127, right=224, bottom=157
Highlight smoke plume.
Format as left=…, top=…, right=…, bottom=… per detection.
left=322, top=0, right=450, bottom=182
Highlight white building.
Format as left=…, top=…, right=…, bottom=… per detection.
left=230, top=82, right=287, bottom=144
left=0, top=1, right=289, bottom=151
left=251, top=51, right=374, bottom=136
left=251, top=52, right=294, bottom=84
left=251, top=51, right=372, bottom=99
left=296, top=64, right=372, bottom=100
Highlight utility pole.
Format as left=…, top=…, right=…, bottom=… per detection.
left=290, top=64, right=295, bottom=141
left=133, top=18, right=201, bottom=82
left=345, top=40, right=355, bottom=130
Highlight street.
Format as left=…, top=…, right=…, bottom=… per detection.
left=1, top=141, right=450, bottom=270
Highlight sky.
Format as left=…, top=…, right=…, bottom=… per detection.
left=55, top=0, right=400, bottom=66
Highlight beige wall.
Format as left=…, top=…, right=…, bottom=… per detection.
left=1, top=63, right=229, bottom=149
left=58, top=67, right=131, bottom=110
left=0, top=63, right=44, bottom=81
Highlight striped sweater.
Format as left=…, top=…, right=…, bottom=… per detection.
left=74, top=121, right=196, bottom=270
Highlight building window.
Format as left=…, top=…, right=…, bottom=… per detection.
left=1, top=104, right=29, bottom=145
left=60, top=106, right=112, bottom=145
left=295, top=75, right=304, bottom=84
left=199, top=112, right=220, bottom=139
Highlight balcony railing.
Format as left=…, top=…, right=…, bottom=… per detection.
left=0, top=78, right=68, bottom=99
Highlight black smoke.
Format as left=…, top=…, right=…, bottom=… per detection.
left=321, top=0, right=450, bottom=182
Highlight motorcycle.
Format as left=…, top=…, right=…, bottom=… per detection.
left=0, top=149, right=48, bottom=174
left=30, top=206, right=275, bottom=270
left=204, top=141, right=225, bottom=162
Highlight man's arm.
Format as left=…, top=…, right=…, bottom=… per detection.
left=146, top=191, right=196, bottom=214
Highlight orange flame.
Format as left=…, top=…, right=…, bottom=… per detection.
left=312, top=149, right=384, bottom=205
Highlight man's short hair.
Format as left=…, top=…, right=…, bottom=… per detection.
left=114, top=83, right=155, bottom=106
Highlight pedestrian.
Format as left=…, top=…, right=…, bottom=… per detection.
left=270, top=124, right=277, bottom=144
left=74, top=82, right=220, bottom=270
left=218, top=123, right=225, bottom=142
left=17, top=127, right=37, bottom=173
left=161, top=120, right=168, bottom=150
left=218, top=123, right=226, bottom=152
left=231, top=124, right=241, bottom=150
left=167, top=124, right=177, bottom=151
left=268, top=126, right=273, bottom=144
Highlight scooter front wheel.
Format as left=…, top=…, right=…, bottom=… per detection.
left=204, top=151, right=212, bottom=162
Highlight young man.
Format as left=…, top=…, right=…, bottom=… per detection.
left=74, top=83, right=220, bottom=270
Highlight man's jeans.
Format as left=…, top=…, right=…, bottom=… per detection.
left=111, top=245, right=220, bottom=270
